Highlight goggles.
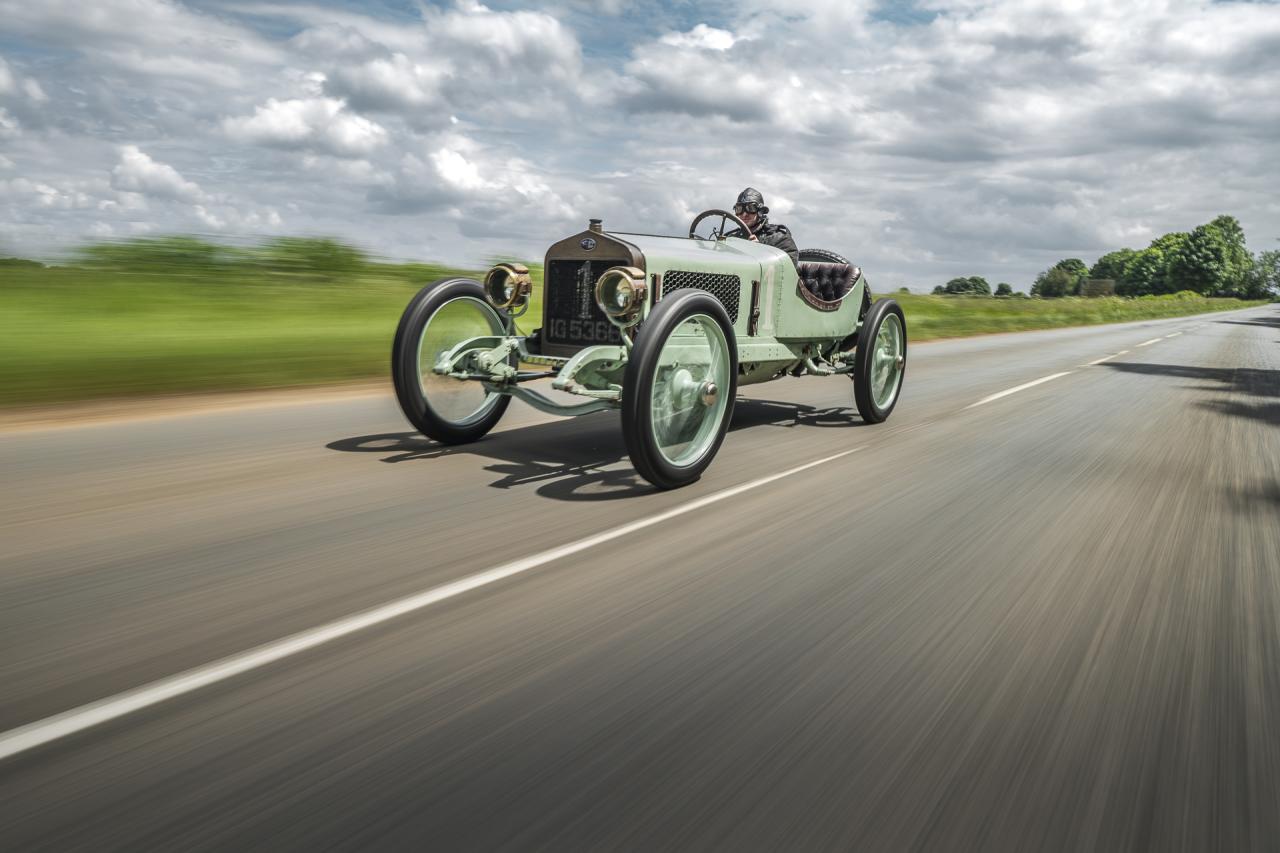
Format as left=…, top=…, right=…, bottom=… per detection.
left=734, top=202, right=760, bottom=214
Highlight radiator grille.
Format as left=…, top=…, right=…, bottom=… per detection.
left=661, top=270, right=741, bottom=323
left=543, top=259, right=626, bottom=349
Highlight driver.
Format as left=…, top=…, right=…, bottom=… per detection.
left=725, top=187, right=799, bottom=266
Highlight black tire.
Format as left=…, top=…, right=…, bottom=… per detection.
left=622, top=290, right=738, bottom=490
left=797, top=248, right=849, bottom=265
left=853, top=298, right=907, bottom=424
left=391, top=278, right=512, bottom=444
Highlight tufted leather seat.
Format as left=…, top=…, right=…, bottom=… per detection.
left=797, top=261, right=858, bottom=305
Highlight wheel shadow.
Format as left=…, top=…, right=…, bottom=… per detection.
left=326, top=397, right=866, bottom=502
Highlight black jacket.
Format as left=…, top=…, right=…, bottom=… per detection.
left=728, top=220, right=799, bottom=266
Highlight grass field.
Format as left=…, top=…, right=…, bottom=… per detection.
left=887, top=290, right=1261, bottom=340
left=0, top=254, right=1265, bottom=408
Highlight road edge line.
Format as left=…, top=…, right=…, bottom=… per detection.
left=0, top=445, right=864, bottom=763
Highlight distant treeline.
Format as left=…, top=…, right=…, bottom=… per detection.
left=0, top=236, right=481, bottom=285
left=933, top=214, right=1279, bottom=300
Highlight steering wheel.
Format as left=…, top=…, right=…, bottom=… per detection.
left=688, top=208, right=753, bottom=241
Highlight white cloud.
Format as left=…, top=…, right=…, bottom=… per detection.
left=193, top=205, right=225, bottom=229
left=659, top=24, right=738, bottom=51
left=22, top=79, right=48, bottom=103
left=431, top=1, right=581, bottom=82
left=288, top=23, right=383, bottom=60
left=371, top=135, right=576, bottom=229
left=0, top=0, right=281, bottom=85
left=431, top=148, right=495, bottom=193
left=110, top=145, right=203, bottom=202
left=300, top=154, right=389, bottom=186
left=0, top=54, right=50, bottom=105
left=619, top=46, right=778, bottom=123
left=4, top=177, right=95, bottom=209
left=324, top=53, right=451, bottom=113
left=292, top=0, right=590, bottom=122
left=223, top=97, right=387, bottom=157
left=1, top=0, right=1279, bottom=286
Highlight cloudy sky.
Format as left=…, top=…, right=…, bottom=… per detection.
left=1, top=0, right=1278, bottom=289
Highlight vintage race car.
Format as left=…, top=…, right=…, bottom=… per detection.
left=392, top=210, right=906, bottom=489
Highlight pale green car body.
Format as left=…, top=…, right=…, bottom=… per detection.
left=396, top=216, right=905, bottom=488
left=434, top=223, right=874, bottom=414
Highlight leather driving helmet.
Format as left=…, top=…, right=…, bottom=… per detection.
left=734, top=187, right=769, bottom=216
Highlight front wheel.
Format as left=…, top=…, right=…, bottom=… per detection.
left=853, top=298, right=906, bottom=424
left=622, top=290, right=738, bottom=490
left=391, top=278, right=512, bottom=444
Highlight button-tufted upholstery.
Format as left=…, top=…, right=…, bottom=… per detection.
left=797, top=262, right=858, bottom=304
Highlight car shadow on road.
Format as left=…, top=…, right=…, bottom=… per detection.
left=326, top=398, right=865, bottom=501
left=1103, top=361, right=1280, bottom=428
left=1227, top=480, right=1280, bottom=514
left=1213, top=309, right=1280, bottom=332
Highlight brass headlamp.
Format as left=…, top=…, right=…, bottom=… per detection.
left=483, top=262, right=532, bottom=311
left=594, top=266, right=647, bottom=328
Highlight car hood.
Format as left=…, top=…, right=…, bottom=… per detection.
left=605, top=232, right=785, bottom=272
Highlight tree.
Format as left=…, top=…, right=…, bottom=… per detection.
left=1119, top=247, right=1162, bottom=295
left=260, top=237, right=367, bottom=278
left=1206, top=214, right=1251, bottom=294
left=1031, top=259, right=1088, bottom=297
left=1090, top=249, right=1135, bottom=282
left=1245, top=249, right=1280, bottom=299
left=1032, top=266, right=1075, bottom=297
left=1147, top=232, right=1189, bottom=294
left=1057, top=259, right=1089, bottom=294
left=76, top=236, right=233, bottom=271
left=994, top=282, right=1013, bottom=296
left=1116, top=232, right=1187, bottom=295
left=1167, top=225, right=1230, bottom=296
left=941, top=276, right=992, bottom=295
left=932, top=285, right=945, bottom=295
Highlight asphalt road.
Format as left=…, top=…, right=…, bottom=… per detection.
left=2, top=305, right=1278, bottom=852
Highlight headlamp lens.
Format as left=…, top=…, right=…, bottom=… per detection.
left=483, top=263, right=531, bottom=310
left=614, top=279, right=632, bottom=309
left=594, top=266, right=647, bottom=328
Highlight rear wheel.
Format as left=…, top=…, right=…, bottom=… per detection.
left=853, top=298, right=906, bottom=424
left=622, top=290, right=737, bottom=490
left=797, top=248, right=849, bottom=265
left=391, top=278, right=512, bottom=444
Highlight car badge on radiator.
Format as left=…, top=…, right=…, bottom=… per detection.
left=580, top=237, right=596, bottom=250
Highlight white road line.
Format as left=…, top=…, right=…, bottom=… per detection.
left=1083, top=354, right=1120, bottom=366
left=965, top=372, right=1074, bottom=409
left=1165, top=332, right=1181, bottom=338
left=1136, top=338, right=1162, bottom=347
left=0, top=446, right=864, bottom=763
left=1083, top=340, right=1157, bottom=364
